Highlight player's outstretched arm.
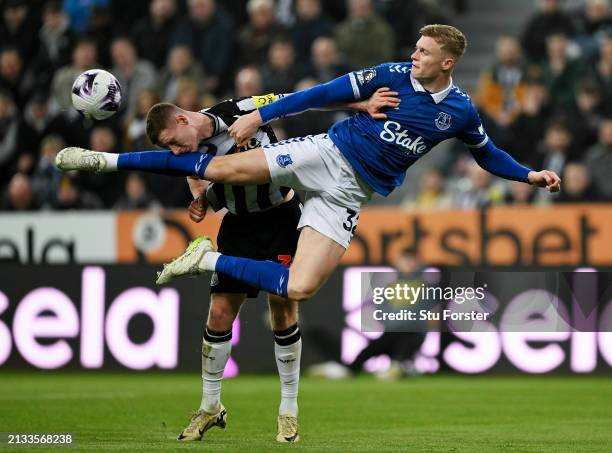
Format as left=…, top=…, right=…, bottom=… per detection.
left=469, top=140, right=561, bottom=192
left=229, top=73, right=364, bottom=146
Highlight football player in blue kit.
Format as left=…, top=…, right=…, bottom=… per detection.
left=60, top=25, right=561, bottom=310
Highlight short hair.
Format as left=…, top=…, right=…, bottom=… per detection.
left=146, top=102, right=178, bottom=145
left=419, top=24, right=467, bottom=60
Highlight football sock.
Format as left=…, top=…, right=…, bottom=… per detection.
left=200, top=326, right=232, bottom=413
left=274, top=324, right=301, bottom=417
left=98, top=152, right=119, bottom=171
left=117, top=150, right=212, bottom=177
left=200, top=254, right=290, bottom=298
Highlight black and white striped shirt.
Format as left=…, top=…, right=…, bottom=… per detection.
left=198, top=95, right=291, bottom=215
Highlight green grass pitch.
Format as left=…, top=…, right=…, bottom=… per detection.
left=0, top=372, right=611, bottom=452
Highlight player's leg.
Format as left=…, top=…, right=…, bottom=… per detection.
left=55, top=145, right=273, bottom=184
left=157, top=227, right=345, bottom=300
left=156, top=134, right=371, bottom=300
left=268, top=295, right=301, bottom=442
left=178, top=292, right=244, bottom=441
left=56, top=134, right=344, bottom=187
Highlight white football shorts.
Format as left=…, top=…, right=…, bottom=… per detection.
left=262, top=133, right=373, bottom=248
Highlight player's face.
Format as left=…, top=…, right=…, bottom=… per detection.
left=158, top=119, right=199, bottom=155
left=410, top=36, right=449, bottom=81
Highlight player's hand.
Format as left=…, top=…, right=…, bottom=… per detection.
left=528, top=170, right=561, bottom=192
left=229, top=110, right=263, bottom=147
left=366, top=87, right=400, bottom=119
left=188, top=195, right=208, bottom=223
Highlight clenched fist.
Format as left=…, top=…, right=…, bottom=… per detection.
left=188, top=195, right=209, bottom=223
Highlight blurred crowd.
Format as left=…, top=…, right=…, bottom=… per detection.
left=0, top=0, right=611, bottom=212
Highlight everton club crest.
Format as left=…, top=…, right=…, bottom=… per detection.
left=435, top=112, right=452, bottom=130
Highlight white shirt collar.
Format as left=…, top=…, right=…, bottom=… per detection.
left=410, top=71, right=454, bottom=104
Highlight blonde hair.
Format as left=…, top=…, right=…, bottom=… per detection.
left=419, top=24, right=467, bottom=60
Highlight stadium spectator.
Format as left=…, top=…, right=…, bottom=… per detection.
left=31, top=134, right=65, bottom=206
left=51, top=37, right=98, bottom=113
left=78, top=125, right=123, bottom=207
left=521, top=0, right=575, bottom=61
left=132, top=0, right=179, bottom=69
left=477, top=36, right=528, bottom=129
left=402, top=167, right=452, bottom=210
left=453, top=162, right=505, bottom=209
left=0, top=173, right=39, bottom=211
left=238, top=0, right=286, bottom=66
left=33, top=1, right=76, bottom=89
left=555, top=162, right=600, bottom=203
left=0, top=0, right=39, bottom=64
left=110, top=36, right=158, bottom=120
left=124, top=89, right=160, bottom=150
left=158, top=45, right=206, bottom=104
left=505, top=78, right=552, bottom=164
left=86, top=5, right=115, bottom=68
left=584, top=117, right=612, bottom=200
left=505, top=180, right=536, bottom=205
left=52, top=174, right=104, bottom=210
left=290, top=0, right=334, bottom=64
left=260, top=38, right=306, bottom=94
left=570, top=81, right=605, bottom=151
left=535, top=32, right=591, bottom=111
left=575, top=0, right=612, bottom=58
left=234, top=66, right=264, bottom=97
left=533, top=120, right=575, bottom=183
left=114, top=173, right=162, bottom=210
left=0, top=46, right=34, bottom=111
left=17, top=91, right=67, bottom=163
left=0, top=90, right=20, bottom=184
left=334, top=0, right=394, bottom=70
left=308, top=37, right=350, bottom=83
left=174, top=79, right=205, bottom=111
left=173, top=0, right=234, bottom=94
left=595, top=36, right=612, bottom=105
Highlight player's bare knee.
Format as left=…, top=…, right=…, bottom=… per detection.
left=207, top=303, right=235, bottom=330
left=287, top=282, right=317, bottom=302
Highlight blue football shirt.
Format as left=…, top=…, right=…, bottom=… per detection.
left=328, top=62, right=489, bottom=196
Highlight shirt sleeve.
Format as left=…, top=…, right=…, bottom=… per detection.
left=457, top=104, right=489, bottom=149
left=258, top=64, right=395, bottom=123
left=346, top=63, right=395, bottom=99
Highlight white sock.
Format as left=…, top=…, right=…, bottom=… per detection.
left=100, top=152, right=118, bottom=171
left=199, top=251, right=221, bottom=271
left=200, top=330, right=232, bottom=413
left=274, top=327, right=301, bottom=417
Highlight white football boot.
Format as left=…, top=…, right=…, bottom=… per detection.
left=156, top=236, right=215, bottom=285
left=55, top=147, right=107, bottom=172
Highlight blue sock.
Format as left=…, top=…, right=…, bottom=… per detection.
left=215, top=255, right=289, bottom=298
left=117, top=150, right=212, bottom=177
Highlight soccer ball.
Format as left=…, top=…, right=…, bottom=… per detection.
left=71, top=69, right=122, bottom=120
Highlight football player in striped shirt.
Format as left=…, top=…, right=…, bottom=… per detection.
left=55, top=89, right=399, bottom=443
